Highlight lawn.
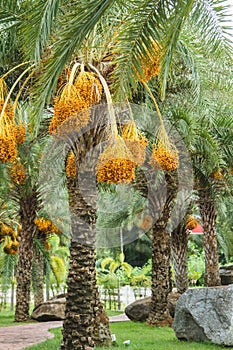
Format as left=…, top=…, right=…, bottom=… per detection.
left=23, top=322, right=228, bottom=350
left=0, top=308, right=229, bottom=350
left=0, top=307, right=37, bottom=327
left=0, top=307, right=121, bottom=327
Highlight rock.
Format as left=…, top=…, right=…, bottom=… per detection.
left=125, top=291, right=181, bottom=321
left=125, top=296, right=151, bottom=321
left=31, top=294, right=66, bottom=321
left=220, top=265, right=233, bottom=285
left=172, top=285, right=233, bottom=346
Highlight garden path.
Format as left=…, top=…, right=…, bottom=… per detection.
left=0, top=314, right=129, bottom=350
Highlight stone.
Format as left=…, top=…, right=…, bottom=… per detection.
left=172, top=285, right=233, bottom=346
left=220, top=265, right=233, bottom=285
left=125, top=291, right=181, bottom=321
left=31, top=294, right=66, bottom=321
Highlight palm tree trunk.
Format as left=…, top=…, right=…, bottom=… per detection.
left=147, top=171, right=178, bottom=327
left=61, top=162, right=111, bottom=349
left=199, top=192, right=221, bottom=287
left=61, top=241, right=97, bottom=349
left=14, top=189, right=38, bottom=322
left=171, top=222, right=189, bottom=294
left=33, top=247, right=44, bottom=307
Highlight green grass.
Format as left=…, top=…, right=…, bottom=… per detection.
left=23, top=322, right=229, bottom=350
left=0, top=308, right=15, bottom=327
left=24, top=328, right=62, bottom=350
left=0, top=307, right=37, bottom=327
left=0, top=307, right=120, bottom=328
left=106, top=310, right=123, bottom=317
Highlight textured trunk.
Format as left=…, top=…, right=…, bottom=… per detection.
left=199, top=193, right=221, bottom=287
left=147, top=224, right=172, bottom=326
left=33, top=247, right=44, bottom=307
left=61, top=132, right=111, bottom=349
left=15, top=189, right=38, bottom=322
left=147, top=172, right=178, bottom=326
left=61, top=241, right=97, bottom=350
left=171, top=222, right=189, bottom=294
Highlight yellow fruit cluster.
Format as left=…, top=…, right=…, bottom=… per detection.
left=0, top=100, right=14, bottom=121
left=0, top=221, right=15, bottom=237
left=14, top=123, right=26, bottom=144
left=213, top=169, right=224, bottom=180
left=9, top=161, right=26, bottom=185
left=122, top=121, right=148, bottom=146
left=0, top=135, right=17, bottom=163
left=49, top=70, right=102, bottom=135
left=96, top=137, right=136, bottom=184
left=97, top=158, right=135, bottom=184
left=139, top=41, right=161, bottom=82
left=45, top=240, right=50, bottom=250
left=122, top=121, right=148, bottom=166
left=0, top=221, right=20, bottom=254
left=185, top=215, right=198, bottom=230
left=124, top=140, right=146, bottom=167
left=0, top=99, right=26, bottom=163
left=149, top=146, right=179, bottom=172
left=66, top=151, right=76, bottom=178
left=74, top=71, right=102, bottom=105
left=34, top=217, right=60, bottom=235
left=49, top=88, right=89, bottom=134
left=4, top=239, right=19, bottom=254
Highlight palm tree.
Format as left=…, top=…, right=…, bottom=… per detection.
left=146, top=170, right=179, bottom=326
left=0, top=97, right=49, bottom=321
left=38, top=107, right=112, bottom=348
left=59, top=122, right=112, bottom=349
left=164, top=60, right=233, bottom=288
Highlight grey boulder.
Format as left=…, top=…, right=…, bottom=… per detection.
left=220, top=265, right=233, bottom=285
left=31, top=294, right=66, bottom=321
left=172, top=285, right=233, bottom=346
left=125, top=291, right=181, bottom=321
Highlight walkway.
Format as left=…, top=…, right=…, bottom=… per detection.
left=0, top=314, right=129, bottom=350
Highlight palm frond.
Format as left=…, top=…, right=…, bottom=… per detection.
left=0, top=252, right=17, bottom=293
left=112, top=0, right=168, bottom=100
left=158, top=0, right=195, bottom=99
left=30, top=0, right=116, bottom=112
left=190, top=0, right=233, bottom=57
left=20, top=0, right=61, bottom=62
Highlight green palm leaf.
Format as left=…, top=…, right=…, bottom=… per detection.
left=20, top=0, right=61, bottom=61
left=30, top=0, right=116, bottom=112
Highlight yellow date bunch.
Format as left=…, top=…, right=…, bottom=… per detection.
left=49, top=69, right=102, bottom=135
left=0, top=221, right=20, bottom=254
left=149, top=145, right=179, bottom=172
left=185, top=215, right=198, bottom=230
left=34, top=217, right=60, bottom=235
left=122, top=121, right=148, bottom=167
left=96, top=137, right=136, bottom=184
left=8, top=161, right=26, bottom=185
left=66, top=151, right=76, bottom=178
left=139, top=40, right=161, bottom=82
left=0, top=99, right=26, bottom=163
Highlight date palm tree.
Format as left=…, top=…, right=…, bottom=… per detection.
left=166, top=63, right=233, bottom=288
left=56, top=120, right=112, bottom=349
